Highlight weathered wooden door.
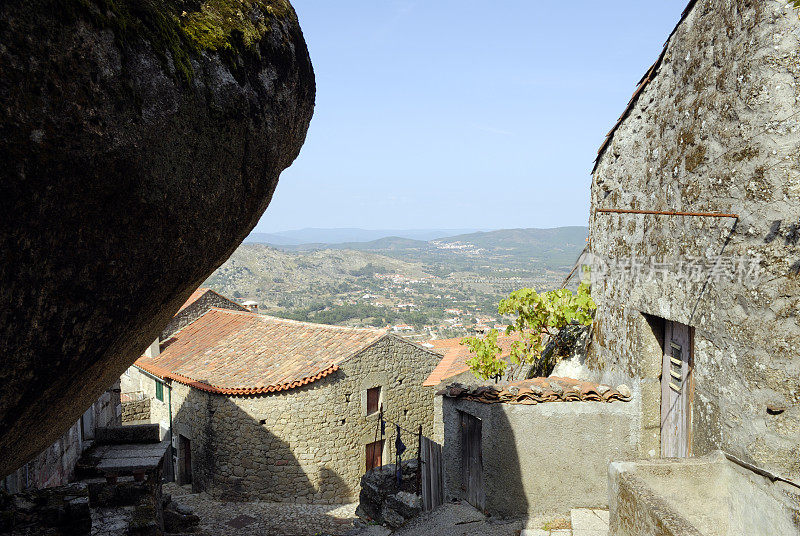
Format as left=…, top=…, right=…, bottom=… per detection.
left=661, top=320, right=693, bottom=457
left=459, top=412, right=485, bottom=511
left=420, top=436, right=444, bottom=511
left=365, top=439, right=384, bottom=472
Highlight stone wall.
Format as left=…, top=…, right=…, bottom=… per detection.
left=121, top=399, right=151, bottom=424
left=169, top=335, right=440, bottom=503
left=441, top=396, right=639, bottom=517
left=608, top=452, right=800, bottom=536
left=588, top=0, right=800, bottom=477
left=1, top=382, right=121, bottom=493
left=121, top=367, right=171, bottom=438
left=0, top=482, right=90, bottom=535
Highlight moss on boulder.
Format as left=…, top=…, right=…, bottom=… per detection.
left=0, top=0, right=314, bottom=477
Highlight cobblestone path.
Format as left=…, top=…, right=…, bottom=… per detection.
left=164, top=483, right=358, bottom=536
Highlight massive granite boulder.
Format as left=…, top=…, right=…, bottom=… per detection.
left=0, top=0, right=315, bottom=476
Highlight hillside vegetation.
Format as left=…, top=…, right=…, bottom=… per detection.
left=205, top=227, right=588, bottom=338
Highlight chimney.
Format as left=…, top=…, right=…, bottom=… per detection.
left=242, top=300, right=259, bottom=313
left=144, top=339, right=160, bottom=358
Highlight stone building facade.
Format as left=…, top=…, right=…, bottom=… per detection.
left=123, top=306, right=440, bottom=503
left=586, top=0, right=800, bottom=478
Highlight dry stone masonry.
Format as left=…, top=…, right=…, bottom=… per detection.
left=124, top=335, right=440, bottom=504
left=588, top=0, right=800, bottom=477
left=121, top=399, right=150, bottom=424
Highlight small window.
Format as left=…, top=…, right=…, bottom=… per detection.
left=155, top=380, right=164, bottom=402
left=367, top=387, right=381, bottom=415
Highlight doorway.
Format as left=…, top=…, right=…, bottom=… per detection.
left=459, top=411, right=485, bottom=511
left=179, top=435, right=192, bottom=485
left=365, top=439, right=384, bottom=472
left=661, top=320, right=693, bottom=458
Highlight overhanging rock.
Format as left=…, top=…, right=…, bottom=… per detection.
left=0, top=0, right=315, bottom=477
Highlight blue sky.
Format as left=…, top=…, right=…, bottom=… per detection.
left=254, top=0, right=689, bottom=233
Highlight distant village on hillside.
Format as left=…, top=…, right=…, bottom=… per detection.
left=203, top=227, right=588, bottom=341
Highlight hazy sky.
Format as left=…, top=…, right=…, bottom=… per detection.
left=254, top=0, right=689, bottom=233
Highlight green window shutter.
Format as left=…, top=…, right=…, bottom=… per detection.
left=155, top=380, right=164, bottom=402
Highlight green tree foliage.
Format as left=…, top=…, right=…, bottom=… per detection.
left=462, top=282, right=596, bottom=381
left=349, top=263, right=383, bottom=277
left=274, top=302, right=429, bottom=329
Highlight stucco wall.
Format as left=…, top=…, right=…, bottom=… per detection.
left=588, top=0, right=800, bottom=478
left=441, top=396, right=639, bottom=517
left=166, top=335, right=440, bottom=503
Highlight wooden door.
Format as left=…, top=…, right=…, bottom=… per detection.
left=661, top=320, right=693, bottom=457
left=459, top=412, right=485, bottom=511
left=421, top=437, right=444, bottom=511
left=179, top=435, right=192, bottom=485
left=365, top=440, right=384, bottom=472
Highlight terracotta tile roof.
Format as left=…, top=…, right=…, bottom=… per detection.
left=593, top=0, right=697, bottom=173
left=136, top=308, right=387, bottom=395
left=422, top=335, right=518, bottom=387
left=437, top=377, right=632, bottom=404
left=178, top=287, right=242, bottom=312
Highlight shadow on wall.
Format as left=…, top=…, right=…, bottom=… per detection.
left=172, top=387, right=347, bottom=503
left=442, top=402, right=528, bottom=519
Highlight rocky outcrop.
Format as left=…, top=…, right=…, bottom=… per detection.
left=544, top=323, right=592, bottom=378
left=356, top=460, right=422, bottom=529
left=0, top=0, right=315, bottom=476
left=0, top=483, right=91, bottom=536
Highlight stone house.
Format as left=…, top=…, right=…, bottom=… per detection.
left=585, top=0, right=800, bottom=479
left=122, top=306, right=440, bottom=503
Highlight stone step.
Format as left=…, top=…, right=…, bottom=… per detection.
left=570, top=508, right=609, bottom=536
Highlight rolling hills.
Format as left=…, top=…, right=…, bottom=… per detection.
left=205, top=226, right=588, bottom=338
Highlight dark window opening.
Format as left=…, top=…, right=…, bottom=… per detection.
left=367, top=387, right=381, bottom=415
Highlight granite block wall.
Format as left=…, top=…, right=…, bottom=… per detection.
left=588, top=0, right=800, bottom=478
left=168, top=335, right=440, bottom=503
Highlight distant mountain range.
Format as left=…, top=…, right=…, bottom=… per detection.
left=206, top=226, right=589, bottom=333
left=251, top=227, right=589, bottom=269
left=244, top=228, right=487, bottom=245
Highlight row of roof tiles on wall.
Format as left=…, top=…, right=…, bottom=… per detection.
left=437, top=377, right=633, bottom=404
